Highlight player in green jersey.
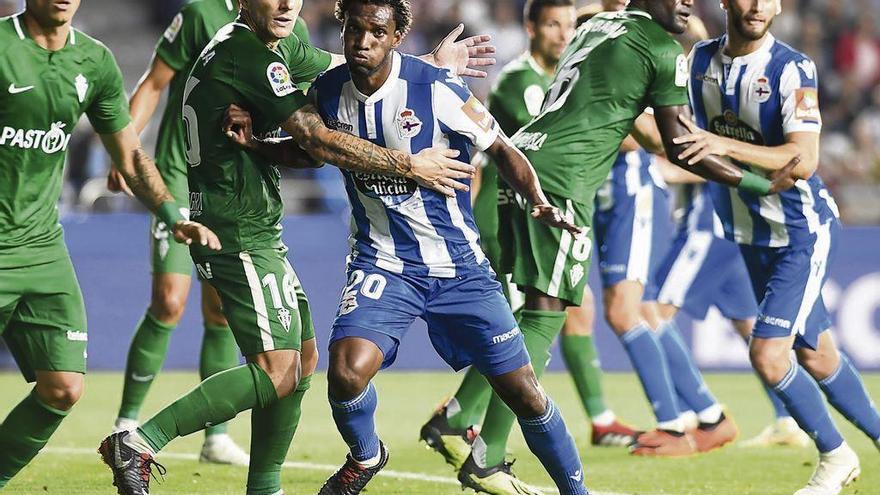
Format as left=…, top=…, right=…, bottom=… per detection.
left=106, top=0, right=333, bottom=466
left=97, top=1, right=493, bottom=493
left=0, top=0, right=220, bottom=489
left=486, top=0, right=801, bottom=461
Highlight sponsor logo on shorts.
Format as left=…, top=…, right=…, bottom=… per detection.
left=759, top=314, right=792, bottom=330
left=66, top=330, right=88, bottom=342
left=278, top=307, right=292, bottom=332
left=569, top=263, right=585, bottom=286
left=491, top=326, right=521, bottom=345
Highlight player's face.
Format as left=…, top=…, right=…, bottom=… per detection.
left=530, top=6, right=577, bottom=64
left=342, top=3, right=403, bottom=76
left=26, top=0, right=80, bottom=26
left=241, top=0, right=303, bottom=42
left=647, top=0, right=692, bottom=34
left=601, top=0, right=628, bottom=10
left=725, top=0, right=776, bottom=41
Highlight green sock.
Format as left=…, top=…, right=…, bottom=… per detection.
left=118, top=312, right=175, bottom=420
left=447, top=367, right=492, bottom=430
left=200, top=324, right=240, bottom=437
left=478, top=310, right=566, bottom=467
left=561, top=334, right=609, bottom=418
left=247, top=374, right=312, bottom=495
left=0, top=390, right=69, bottom=486
left=138, top=363, right=277, bottom=453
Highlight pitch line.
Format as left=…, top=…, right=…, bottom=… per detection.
left=43, top=446, right=636, bottom=495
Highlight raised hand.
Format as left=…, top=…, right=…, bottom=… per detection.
left=531, top=204, right=582, bottom=235
left=431, top=23, right=497, bottom=79
left=171, top=220, right=222, bottom=251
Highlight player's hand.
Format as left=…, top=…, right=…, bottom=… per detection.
left=431, top=23, right=496, bottom=79
left=409, top=148, right=475, bottom=197
left=531, top=204, right=582, bottom=235
left=768, top=155, right=801, bottom=194
left=107, top=167, right=133, bottom=197
left=171, top=220, right=222, bottom=251
left=223, top=104, right=257, bottom=150
left=673, top=114, right=732, bottom=165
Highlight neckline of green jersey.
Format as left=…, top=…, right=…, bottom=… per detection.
left=525, top=53, right=554, bottom=78
left=11, top=12, right=76, bottom=52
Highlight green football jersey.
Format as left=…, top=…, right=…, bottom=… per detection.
left=153, top=0, right=329, bottom=201
left=184, top=22, right=310, bottom=257
left=513, top=9, right=688, bottom=204
left=0, top=14, right=130, bottom=269
left=474, top=53, right=552, bottom=241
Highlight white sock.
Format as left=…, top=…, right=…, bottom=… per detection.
left=696, top=404, right=723, bottom=424
left=123, top=430, right=156, bottom=456
left=591, top=410, right=616, bottom=427
left=356, top=450, right=382, bottom=468
left=656, top=418, right=685, bottom=432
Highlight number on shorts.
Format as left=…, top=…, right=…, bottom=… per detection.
left=346, top=270, right=387, bottom=300
left=261, top=272, right=298, bottom=310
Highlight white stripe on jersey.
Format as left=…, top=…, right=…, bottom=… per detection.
left=548, top=200, right=575, bottom=297
left=792, top=222, right=831, bottom=336
left=402, top=189, right=455, bottom=277
left=446, top=195, right=486, bottom=266
left=625, top=184, right=654, bottom=284
left=239, top=252, right=275, bottom=352
left=624, top=152, right=642, bottom=196
left=658, top=231, right=714, bottom=307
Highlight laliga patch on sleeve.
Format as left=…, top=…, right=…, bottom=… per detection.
left=163, top=13, right=184, bottom=43
left=462, top=96, right=495, bottom=132
left=675, top=54, right=688, bottom=87
left=267, top=62, right=295, bottom=97
left=794, top=88, right=820, bottom=121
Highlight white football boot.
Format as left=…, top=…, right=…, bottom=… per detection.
left=793, top=442, right=860, bottom=495
left=200, top=433, right=250, bottom=466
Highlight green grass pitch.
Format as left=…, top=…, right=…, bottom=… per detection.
left=1, top=371, right=877, bottom=494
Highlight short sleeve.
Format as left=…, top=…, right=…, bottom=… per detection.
left=87, top=47, right=132, bottom=135
left=235, top=51, right=310, bottom=129
left=433, top=70, right=500, bottom=151
left=779, top=57, right=821, bottom=134
left=281, top=33, right=332, bottom=85
left=154, top=8, right=200, bottom=72
left=647, top=41, right=689, bottom=108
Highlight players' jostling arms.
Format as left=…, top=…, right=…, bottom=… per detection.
left=675, top=1, right=880, bottom=493
left=0, top=0, right=219, bottom=489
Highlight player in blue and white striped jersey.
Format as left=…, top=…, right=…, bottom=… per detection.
left=309, top=1, right=589, bottom=494
left=677, top=0, right=880, bottom=493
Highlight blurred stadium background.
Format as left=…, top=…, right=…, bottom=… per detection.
left=0, top=0, right=879, bottom=375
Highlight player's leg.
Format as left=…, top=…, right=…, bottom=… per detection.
left=197, top=282, right=250, bottom=465
left=0, top=256, right=87, bottom=488
left=100, top=249, right=303, bottom=495
left=115, top=217, right=194, bottom=431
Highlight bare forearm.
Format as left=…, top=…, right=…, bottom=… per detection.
left=489, top=139, right=547, bottom=206
left=726, top=140, right=813, bottom=178
left=129, top=84, right=162, bottom=135
left=657, top=157, right=705, bottom=185
left=119, top=147, right=174, bottom=210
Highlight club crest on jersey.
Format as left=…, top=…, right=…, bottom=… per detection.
left=751, top=76, right=772, bottom=103
left=267, top=62, right=295, bottom=97
left=277, top=308, right=292, bottom=332
left=395, top=108, right=422, bottom=139
left=75, top=74, right=88, bottom=103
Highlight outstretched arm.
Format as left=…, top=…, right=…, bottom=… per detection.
left=484, top=134, right=581, bottom=234
left=654, top=105, right=799, bottom=195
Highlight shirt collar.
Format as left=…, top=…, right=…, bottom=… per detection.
left=721, top=33, right=776, bottom=64
left=12, top=12, right=76, bottom=47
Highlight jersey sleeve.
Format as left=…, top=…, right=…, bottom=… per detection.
left=779, top=57, right=821, bottom=134
left=646, top=39, right=690, bottom=108
left=234, top=51, right=310, bottom=129
left=433, top=70, right=500, bottom=151
left=282, top=33, right=333, bottom=84
left=154, top=6, right=201, bottom=72
left=87, top=47, right=132, bottom=135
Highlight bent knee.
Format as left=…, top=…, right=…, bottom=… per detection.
left=328, top=362, right=371, bottom=400
left=36, top=378, right=84, bottom=411
left=150, top=292, right=187, bottom=323
left=749, top=346, right=792, bottom=385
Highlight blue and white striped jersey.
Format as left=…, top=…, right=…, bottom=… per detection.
left=313, top=51, right=501, bottom=278
left=689, top=34, right=839, bottom=247
left=676, top=183, right=725, bottom=237
left=595, top=149, right=665, bottom=211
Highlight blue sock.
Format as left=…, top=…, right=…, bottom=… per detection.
left=676, top=392, right=692, bottom=416
left=763, top=380, right=791, bottom=419
left=329, top=382, right=380, bottom=462
left=657, top=321, right=717, bottom=414
left=518, top=399, right=589, bottom=495
left=818, top=353, right=880, bottom=441
left=772, top=361, right=844, bottom=453
left=619, top=324, right=680, bottom=423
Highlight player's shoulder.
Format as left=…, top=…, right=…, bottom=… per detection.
left=495, top=54, right=541, bottom=87
left=68, top=27, right=118, bottom=65
left=0, top=14, right=21, bottom=55
left=398, top=52, right=450, bottom=85
left=692, top=37, right=723, bottom=57
left=312, top=59, right=352, bottom=97
left=768, top=38, right=815, bottom=71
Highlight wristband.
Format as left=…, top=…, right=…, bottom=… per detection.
left=737, top=170, right=771, bottom=196
left=157, top=201, right=185, bottom=227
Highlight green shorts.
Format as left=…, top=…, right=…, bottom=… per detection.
left=193, top=247, right=312, bottom=356
left=150, top=201, right=193, bottom=276
left=498, top=191, right=594, bottom=306
left=0, top=254, right=87, bottom=381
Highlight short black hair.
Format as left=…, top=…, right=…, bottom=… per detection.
left=335, top=0, right=413, bottom=35
left=523, top=0, right=575, bottom=24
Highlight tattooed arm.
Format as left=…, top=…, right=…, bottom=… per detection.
left=100, top=123, right=221, bottom=250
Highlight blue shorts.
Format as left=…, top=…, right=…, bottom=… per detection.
left=329, top=260, right=529, bottom=376
left=739, top=221, right=839, bottom=350
left=594, top=180, right=672, bottom=298
left=655, top=230, right=757, bottom=321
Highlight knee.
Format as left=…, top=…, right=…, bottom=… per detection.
left=507, top=382, right=548, bottom=418
left=201, top=288, right=228, bottom=327
left=254, top=352, right=300, bottom=398
left=150, top=291, right=187, bottom=324
left=797, top=349, right=840, bottom=381
left=36, top=377, right=84, bottom=411
left=301, top=339, right=319, bottom=378
left=604, top=301, right=637, bottom=334
left=328, top=361, right=371, bottom=400
left=749, top=345, right=791, bottom=385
